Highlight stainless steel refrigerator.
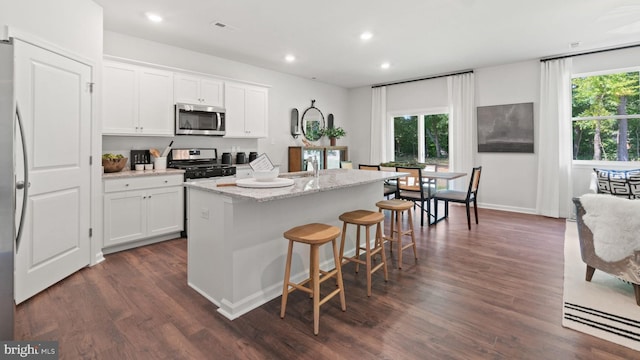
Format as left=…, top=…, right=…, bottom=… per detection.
left=1, top=39, right=26, bottom=340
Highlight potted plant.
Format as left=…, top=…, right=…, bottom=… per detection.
left=318, top=127, right=346, bottom=146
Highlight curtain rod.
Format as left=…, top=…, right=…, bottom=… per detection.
left=371, top=69, right=474, bottom=88
left=540, top=42, right=640, bottom=62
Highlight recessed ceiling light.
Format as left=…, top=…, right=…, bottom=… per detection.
left=360, top=32, right=373, bottom=40
left=380, top=62, right=390, bottom=69
left=146, top=13, right=163, bottom=23
left=285, top=54, right=296, bottom=62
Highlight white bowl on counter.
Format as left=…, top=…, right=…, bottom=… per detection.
left=252, top=167, right=279, bottom=182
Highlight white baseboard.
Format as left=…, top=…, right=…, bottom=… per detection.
left=102, top=232, right=182, bottom=255
left=475, top=202, right=537, bottom=215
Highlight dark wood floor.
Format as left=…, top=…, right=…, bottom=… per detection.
left=15, top=206, right=640, bottom=359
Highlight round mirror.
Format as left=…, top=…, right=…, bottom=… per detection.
left=301, top=100, right=325, bottom=142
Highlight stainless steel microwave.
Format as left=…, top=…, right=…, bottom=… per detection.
left=175, top=103, right=226, bottom=136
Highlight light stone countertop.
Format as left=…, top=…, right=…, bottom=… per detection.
left=184, top=168, right=406, bottom=202
left=102, top=168, right=185, bottom=179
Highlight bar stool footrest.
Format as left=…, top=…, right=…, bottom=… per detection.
left=319, top=288, right=343, bottom=307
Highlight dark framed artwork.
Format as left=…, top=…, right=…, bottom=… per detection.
left=477, top=102, right=534, bottom=153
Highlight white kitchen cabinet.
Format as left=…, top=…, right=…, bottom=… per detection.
left=103, top=174, right=183, bottom=251
left=103, top=61, right=174, bottom=136
left=174, top=73, right=224, bottom=107
left=224, top=82, right=269, bottom=138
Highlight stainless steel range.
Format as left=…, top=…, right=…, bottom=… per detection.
left=168, top=148, right=236, bottom=180
left=168, top=148, right=236, bottom=237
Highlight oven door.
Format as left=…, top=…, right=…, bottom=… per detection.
left=175, top=103, right=226, bottom=136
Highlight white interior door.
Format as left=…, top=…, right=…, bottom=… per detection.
left=14, top=40, right=91, bottom=304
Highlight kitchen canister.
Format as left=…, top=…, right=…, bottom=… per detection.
left=249, top=152, right=258, bottom=162
left=222, top=152, right=232, bottom=165
left=154, top=156, right=167, bottom=170
left=236, top=152, right=247, bottom=164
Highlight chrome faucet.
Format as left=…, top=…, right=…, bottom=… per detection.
left=307, top=157, right=319, bottom=177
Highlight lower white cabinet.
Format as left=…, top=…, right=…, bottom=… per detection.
left=103, top=174, right=183, bottom=250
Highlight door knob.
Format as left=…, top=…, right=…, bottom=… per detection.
left=16, top=181, right=30, bottom=190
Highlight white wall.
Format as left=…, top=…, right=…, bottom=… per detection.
left=348, top=60, right=541, bottom=213
left=475, top=60, right=540, bottom=213
left=349, top=61, right=540, bottom=213
left=1, top=0, right=104, bottom=264
left=386, top=78, right=448, bottom=113
left=0, top=0, right=102, bottom=61
left=102, top=31, right=349, bottom=169
left=346, top=78, right=449, bottom=167
left=348, top=47, right=640, bottom=216
left=345, top=86, right=372, bottom=166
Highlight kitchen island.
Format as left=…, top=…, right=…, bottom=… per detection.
left=185, top=168, right=404, bottom=319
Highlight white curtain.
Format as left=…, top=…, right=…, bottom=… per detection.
left=370, top=86, right=389, bottom=164
left=447, top=73, right=475, bottom=191
left=536, top=58, right=573, bottom=218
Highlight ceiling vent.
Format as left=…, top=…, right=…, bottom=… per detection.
left=210, top=21, right=236, bottom=31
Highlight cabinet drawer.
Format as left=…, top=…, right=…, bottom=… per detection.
left=104, top=174, right=184, bottom=193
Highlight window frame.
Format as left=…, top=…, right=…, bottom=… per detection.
left=571, top=66, right=640, bottom=165
left=388, top=106, right=449, bottom=163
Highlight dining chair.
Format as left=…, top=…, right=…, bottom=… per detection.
left=422, top=164, right=439, bottom=194
left=395, top=166, right=431, bottom=226
left=433, top=166, right=482, bottom=230
left=359, top=164, right=396, bottom=199
left=340, top=161, right=353, bottom=169
left=358, top=164, right=380, bottom=171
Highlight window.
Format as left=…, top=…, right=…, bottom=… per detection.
left=394, top=115, right=418, bottom=162
left=392, top=112, right=448, bottom=165
left=572, top=69, right=640, bottom=161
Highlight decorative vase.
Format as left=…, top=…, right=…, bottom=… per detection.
left=330, top=137, right=336, bottom=146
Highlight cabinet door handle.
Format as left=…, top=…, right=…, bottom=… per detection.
left=148, top=195, right=152, bottom=199
left=125, top=184, right=129, bottom=187
left=164, top=180, right=168, bottom=183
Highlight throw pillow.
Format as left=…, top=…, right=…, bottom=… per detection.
left=593, top=168, right=640, bottom=199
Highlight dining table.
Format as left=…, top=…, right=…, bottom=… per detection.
left=421, top=171, right=467, bottom=225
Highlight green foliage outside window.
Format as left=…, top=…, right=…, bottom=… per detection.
left=572, top=71, right=640, bottom=161
left=394, top=116, right=418, bottom=162
left=393, top=114, right=448, bottom=165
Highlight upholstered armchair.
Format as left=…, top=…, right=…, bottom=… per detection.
left=573, top=196, right=640, bottom=306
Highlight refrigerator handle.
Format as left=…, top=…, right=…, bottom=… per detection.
left=15, top=103, right=28, bottom=252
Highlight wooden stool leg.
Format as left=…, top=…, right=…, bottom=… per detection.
left=397, top=210, right=403, bottom=269
left=308, top=245, right=315, bottom=299
left=365, top=224, right=372, bottom=297
left=332, top=238, right=347, bottom=311
left=409, top=210, right=417, bottom=259
left=376, top=223, right=388, bottom=281
left=311, top=244, right=320, bottom=335
left=389, top=210, right=395, bottom=253
left=355, top=225, right=361, bottom=273
left=280, top=240, right=294, bottom=319
left=339, top=221, right=348, bottom=266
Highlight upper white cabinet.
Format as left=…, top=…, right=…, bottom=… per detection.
left=103, top=61, right=174, bottom=136
left=174, top=73, right=224, bottom=107
left=224, top=81, right=269, bottom=138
